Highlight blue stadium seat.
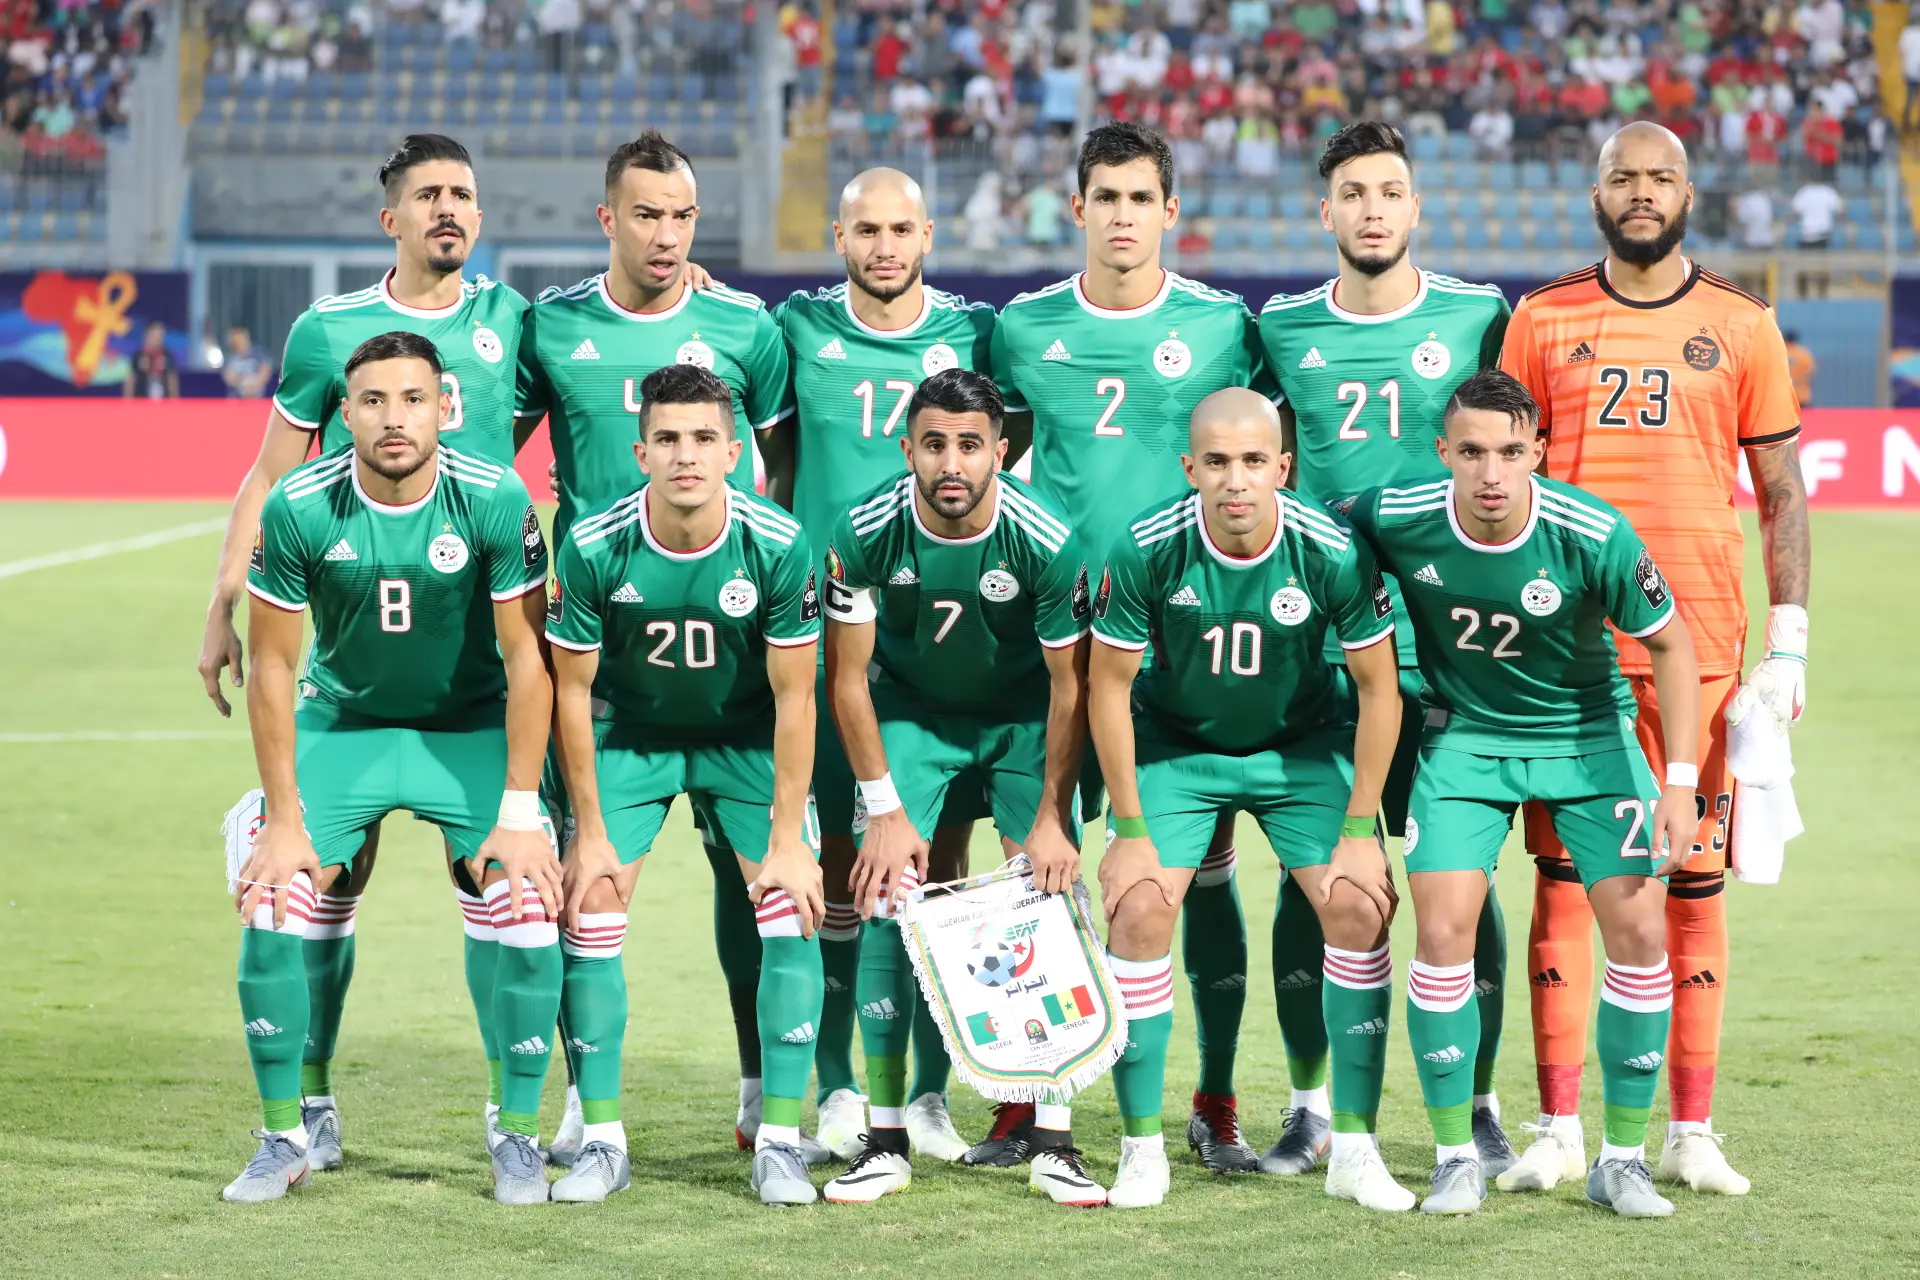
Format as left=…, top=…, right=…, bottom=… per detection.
left=476, top=99, right=507, bottom=125
left=1520, top=160, right=1549, bottom=189
left=239, top=75, right=268, bottom=98
left=1421, top=218, right=1455, bottom=248
left=1410, top=132, right=1441, bottom=162
left=539, top=100, right=569, bottom=125
left=1526, top=192, right=1556, bottom=223
left=340, top=73, right=369, bottom=100
left=444, top=72, right=471, bottom=99
left=1244, top=192, right=1273, bottom=219
left=579, top=75, right=607, bottom=102
left=265, top=98, right=295, bottom=122
left=1552, top=159, right=1584, bottom=188
left=448, top=42, right=476, bottom=72
left=511, top=45, right=537, bottom=72
left=1421, top=193, right=1446, bottom=220
left=713, top=75, right=738, bottom=102
left=1462, top=220, right=1490, bottom=250
left=1846, top=195, right=1874, bottom=225
left=406, top=46, right=438, bottom=73
left=1484, top=161, right=1515, bottom=190
left=204, top=72, right=232, bottom=99
left=1211, top=190, right=1243, bottom=217
left=483, top=47, right=511, bottom=73
left=679, top=72, right=705, bottom=102
left=1530, top=221, right=1564, bottom=249
left=53, top=211, right=77, bottom=241
left=304, top=73, right=336, bottom=98
left=1278, top=190, right=1309, bottom=220
left=1182, top=190, right=1207, bottom=217
left=1855, top=221, right=1884, bottom=251
left=612, top=73, right=638, bottom=102
left=25, top=184, right=50, bottom=213
left=1445, top=132, right=1470, bottom=160
left=1246, top=222, right=1277, bottom=249
left=1497, top=222, right=1525, bottom=250
left=1281, top=221, right=1312, bottom=249
left=1213, top=223, right=1243, bottom=250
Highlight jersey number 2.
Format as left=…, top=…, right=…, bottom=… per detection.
left=1451, top=606, right=1521, bottom=658
left=1093, top=377, right=1125, bottom=436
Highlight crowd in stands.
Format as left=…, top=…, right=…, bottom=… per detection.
left=2, top=0, right=151, bottom=166
left=804, top=0, right=1909, bottom=250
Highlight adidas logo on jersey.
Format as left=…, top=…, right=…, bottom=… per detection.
left=1346, top=1018, right=1388, bottom=1036
left=1625, top=1051, right=1664, bottom=1071
left=508, top=1036, right=550, bottom=1056
left=572, top=339, right=601, bottom=360
left=324, top=539, right=358, bottom=561
left=1422, top=1044, right=1465, bottom=1064
left=861, top=998, right=900, bottom=1021
left=1414, top=563, right=1444, bottom=586
left=1274, top=968, right=1319, bottom=990
left=244, top=1018, right=283, bottom=1037
left=566, top=1036, right=598, bottom=1054
left=1566, top=341, right=1595, bottom=365
left=1298, top=347, right=1327, bottom=369
left=817, top=338, right=848, bottom=360
left=889, top=566, right=919, bottom=585
left=610, top=582, right=643, bottom=603
left=1168, top=585, right=1201, bottom=606
left=1041, top=339, right=1071, bottom=362
left=779, top=1021, right=818, bottom=1044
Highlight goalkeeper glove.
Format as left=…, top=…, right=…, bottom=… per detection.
left=1726, top=604, right=1808, bottom=729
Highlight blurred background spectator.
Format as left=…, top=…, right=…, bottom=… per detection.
left=219, top=325, right=275, bottom=399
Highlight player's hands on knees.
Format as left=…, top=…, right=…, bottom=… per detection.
left=1322, top=834, right=1398, bottom=921
left=562, top=826, right=624, bottom=930
left=851, top=808, right=928, bottom=920
left=1097, top=835, right=1176, bottom=925
left=1650, top=784, right=1698, bottom=877
left=752, top=837, right=825, bottom=938
left=473, top=825, right=563, bottom=923
left=198, top=602, right=244, bottom=717
left=1021, top=813, right=1081, bottom=896
left=236, top=820, right=321, bottom=928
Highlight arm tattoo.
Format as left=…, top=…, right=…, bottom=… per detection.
left=1748, top=441, right=1810, bottom=609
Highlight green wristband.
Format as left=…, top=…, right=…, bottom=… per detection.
left=1111, top=814, right=1149, bottom=839
left=1340, top=815, right=1377, bottom=840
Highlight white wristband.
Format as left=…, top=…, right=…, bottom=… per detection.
left=858, top=773, right=902, bottom=817
left=1665, top=763, right=1698, bottom=789
left=497, top=789, right=544, bottom=831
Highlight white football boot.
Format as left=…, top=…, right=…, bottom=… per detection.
left=1324, top=1140, right=1415, bottom=1212
left=1496, top=1119, right=1586, bottom=1192
left=814, top=1088, right=868, bottom=1162
left=1659, top=1126, right=1751, bottom=1195
left=824, top=1145, right=913, bottom=1202
left=905, top=1092, right=969, bottom=1162
left=1028, top=1145, right=1108, bottom=1206
left=1106, top=1136, right=1171, bottom=1209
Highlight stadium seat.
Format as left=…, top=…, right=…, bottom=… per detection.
left=448, top=42, right=477, bottom=73
left=1278, top=190, right=1309, bottom=220
left=239, top=75, right=268, bottom=98
left=1281, top=221, right=1312, bottom=249
left=1530, top=221, right=1564, bottom=249
left=1410, top=132, right=1441, bottom=163
left=646, top=73, right=672, bottom=102
left=679, top=72, right=705, bottom=103
left=1856, top=221, right=1885, bottom=251
left=579, top=74, right=607, bottom=102
left=1244, top=191, right=1273, bottom=219
left=204, top=72, right=232, bottom=99
left=1463, top=220, right=1490, bottom=250
left=1497, top=222, right=1525, bottom=250
left=1520, top=160, right=1549, bottom=189
left=1444, top=132, right=1471, bottom=160
left=483, top=47, right=511, bottom=73
left=1246, top=221, right=1277, bottom=249
left=340, top=73, right=369, bottom=100
left=24, top=184, right=50, bottom=214
left=1421, top=218, right=1455, bottom=248
left=1526, top=192, right=1556, bottom=223
left=1213, top=222, right=1243, bottom=250
left=512, top=45, right=538, bottom=73
left=1211, top=190, right=1243, bottom=217
left=1553, top=159, right=1585, bottom=188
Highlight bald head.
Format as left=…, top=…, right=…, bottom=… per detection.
left=838, top=167, right=927, bottom=224
left=1184, top=389, right=1291, bottom=541
left=1593, top=121, right=1693, bottom=269
left=1597, top=121, right=1688, bottom=181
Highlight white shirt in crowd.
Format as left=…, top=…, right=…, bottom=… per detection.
left=1791, top=182, right=1843, bottom=243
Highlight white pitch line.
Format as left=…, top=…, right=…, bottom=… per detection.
left=0, top=730, right=249, bottom=743
left=0, top=517, right=227, bottom=581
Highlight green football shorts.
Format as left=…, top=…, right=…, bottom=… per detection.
left=1123, top=724, right=1353, bottom=870
left=1405, top=744, right=1661, bottom=885
left=867, top=685, right=1055, bottom=846
left=814, top=669, right=988, bottom=839
left=293, top=710, right=519, bottom=867
left=590, top=722, right=820, bottom=865
left=1332, top=664, right=1426, bottom=839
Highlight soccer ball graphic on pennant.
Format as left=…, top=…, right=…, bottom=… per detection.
left=968, top=938, right=1018, bottom=987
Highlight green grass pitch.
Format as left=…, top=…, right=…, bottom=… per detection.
left=2, top=502, right=1917, bottom=1278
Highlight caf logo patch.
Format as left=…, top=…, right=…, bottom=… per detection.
left=1520, top=578, right=1562, bottom=616
left=428, top=532, right=470, bottom=574
left=921, top=342, right=959, bottom=377
left=1270, top=586, right=1312, bottom=626
left=719, top=578, right=758, bottom=617
left=1634, top=548, right=1670, bottom=608
left=1094, top=567, right=1113, bottom=618
left=520, top=506, right=545, bottom=569
left=472, top=326, right=504, bottom=364
left=1683, top=331, right=1721, bottom=372
left=1153, top=337, right=1192, bottom=378
left=1371, top=572, right=1393, bottom=619
left=800, top=568, right=820, bottom=622
left=249, top=529, right=264, bottom=574
left=1071, top=564, right=1091, bottom=620
left=547, top=578, right=564, bottom=624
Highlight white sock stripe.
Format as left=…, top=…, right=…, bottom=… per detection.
left=453, top=887, right=493, bottom=939
left=1109, top=954, right=1176, bottom=1015
left=1407, top=959, right=1474, bottom=1012
left=495, top=919, right=559, bottom=948
left=482, top=879, right=552, bottom=926
left=756, top=888, right=803, bottom=937
left=1323, top=943, right=1392, bottom=989
left=1601, top=958, right=1674, bottom=1012
left=562, top=912, right=628, bottom=958
left=1197, top=844, right=1238, bottom=871
left=244, top=871, right=315, bottom=935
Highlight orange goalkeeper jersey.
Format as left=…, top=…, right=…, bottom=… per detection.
left=1500, top=260, right=1799, bottom=677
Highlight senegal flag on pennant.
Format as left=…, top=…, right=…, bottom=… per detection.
left=966, top=1012, right=1002, bottom=1046
left=1043, top=985, right=1095, bottom=1025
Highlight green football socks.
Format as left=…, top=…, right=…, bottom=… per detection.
left=300, top=886, right=358, bottom=1100
left=705, top=840, right=765, bottom=1081
left=1474, top=885, right=1507, bottom=1097
left=238, top=875, right=313, bottom=1134
left=1183, top=843, right=1246, bottom=1098
left=1407, top=958, right=1478, bottom=1155
left=456, top=889, right=503, bottom=1104
left=856, top=917, right=915, bottom=1125
left=1597, top=956, right=1674, bottom=1153
left=1322, top=943, right=1393, bottom=1135
left=485, top=880, right=562, bottom=1138
left=559, top=913, right=629, bottom=1129
left=1273, top=876, right=1330, bottom=1092
left=755, top=888, right=825, bottom=1140
left=816, top=901, right=861, bottom=1100
left=1109, top=953, right=1176, bottom=1136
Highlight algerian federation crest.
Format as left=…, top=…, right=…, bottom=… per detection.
left=1403, top=816, right=1420, bottom=855
left=979, top=569, right=1019, bottom=602
left=1411, top=338, right=1451, bottom=380
left=718, top=578, right=758, bottom=617
left=922, top=342, right=959, bottom=377
left=1521, top=578, right=1562, bottom=616
left=472, top=326, right=504, bottom=364
left=1153, top=337, right=1192, bottom=378
left=1270, top=586, right=1311, bottom=626
left=676, top=338, right=716, bottom=369
left=428, top=532, right=470, bottom=573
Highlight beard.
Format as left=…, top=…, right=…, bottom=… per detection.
left=425, top=224, right=469, bottom=274
left=917, top=469, right=988, bottom=521
left=1336, top=231, right=1408, bottom=278
left=849, top=254, right=923, bottom=303
left=1594, top=199, right=1689, bottom=267
left=360, top=435, right=433, bottom=482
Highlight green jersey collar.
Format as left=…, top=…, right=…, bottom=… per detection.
left=595, top=272, right=696, bottom=323
left=351, top=454, right=442, bottom=515
left=1197, top=493, right=1283, bottom=569
left=910, top=479, right=1001, bottom=545
left=1324, top=269, right=1429, bottom=325
left=638, top=483, right=731, bottom=560
left=379, top=268, right=464, bottom=320
left=1073, top=268, right=1172, bottom=318
left=1445, top=475, right=1541, bottom=554
left=842, top=283, right=933, bottom=338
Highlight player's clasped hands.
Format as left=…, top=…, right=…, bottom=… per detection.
left=1650, top=782, right=1700, bottom=878
left=234, top=819, right=322, bottom=929
left=750, top=831, right=826, bottom=938
left=850, top=807, right=928, bottom=921
left=471, top=824, right=563, bottom=924
left=1320, top=832, right=1398, bottom=921
left=1098, top=832, right=1178, bottom=926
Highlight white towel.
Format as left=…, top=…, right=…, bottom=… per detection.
left=221, top=787, right=267, bottom=895
left=1726, top=711, right=1803, bottom=885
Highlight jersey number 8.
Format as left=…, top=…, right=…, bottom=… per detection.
left=378, top=579, right=411, bottom=632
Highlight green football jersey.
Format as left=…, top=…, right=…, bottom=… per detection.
left=1343, top=475, right=1676, bottom=756
left=247, top=444, right=548, bottom=730
left=517, top=275, right=793, bottom=542
left=1260, top=270, right=1510, bottom=666
left=1093, top=489, right=1392, bottom=753
left=990, top=271, right=1277, bottom=568
left=545, top=485, right=819, bottom=744
left=772, top=282, right=997, bottom=551
left=824, top=473, right=1088, bottom=719
left=274, top=272, right=531, bottom=466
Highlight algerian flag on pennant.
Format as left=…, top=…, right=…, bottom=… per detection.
left=900, top=857, right=1127, bottom=1103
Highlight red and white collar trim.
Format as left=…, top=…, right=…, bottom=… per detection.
left=639, top=483, right=730, bottom=560
left=596, top=271, right=695, bottom=323
left=910, top=481, right=1000, bottom=545
left=1197, top=497, right=1282, bottom=568
left=1073, top=269, right=1172, bottom=318
left=843, top=284, right=932, bottom=337
left=1446, top=475, right=1540, bottom=553
left=380, top=268, right=464, bottom=320
left=352, top=457, right=441, bottom=514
